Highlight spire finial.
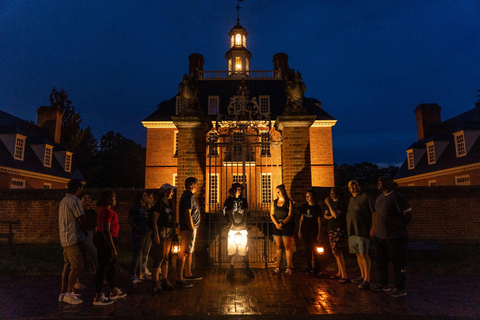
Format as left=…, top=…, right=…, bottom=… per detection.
left=236, top=0, right=243, bottom=25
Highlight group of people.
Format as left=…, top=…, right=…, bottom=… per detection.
left=58, top=174, right=411, bottom=306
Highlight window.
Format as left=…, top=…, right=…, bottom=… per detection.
left=259, top=96, right=270, bottom=114
left=455, top=133, right=466, bottom=157
left=261, top=132, right=271, bottom=156
left=44, top=183, right=52, bottom=189
left=174, top=131, right=178, bottom=156
left=208, top=96, right=219, bottom=115
left=233, top=174, right=247, bottom=195
left=228, top=59, right=232, bottom=74
left=44, top=146, right=53, bottom=167
left=230, top=35, right=234, bottom=47
left=65, top=153, right=72, bottom=172
left=11, top=178, right=25, bottom=189
left=455, top=175, right=470, bottom=186
left=176, top=96, right=184, bottom=115
left=235, top=57, right=242, bottom=71
left=245, top=59, right=249, bottom=73
left=235, top=34, right=241, bottom=46
left=14, top=135, right=26, bottom=160
left=428, top=181, right=437, bottom=186
left=407, top=151, right=414, bottom=170
left=208, top=131, right=218, bottom=156
left=242, top=35, right=246, bottom=47
left=208, top=174, right=219, bottom=204
left=427, top=143, right=435, bottom=165
left=261, top=174, right=272, bottom=204
left=173, top=174, right=177, bottom=187
left=233, top=131, right=244, bottom=154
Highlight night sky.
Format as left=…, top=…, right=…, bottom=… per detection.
left=1, top=1, right=479, bottom=167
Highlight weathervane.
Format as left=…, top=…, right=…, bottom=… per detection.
left=236, top=0, right=243, bottom=24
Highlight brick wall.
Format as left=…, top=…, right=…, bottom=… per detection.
left=1, top=186, right=479, bottom=244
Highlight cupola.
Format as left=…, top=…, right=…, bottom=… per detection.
left=225, top=20, right=252, bottom=76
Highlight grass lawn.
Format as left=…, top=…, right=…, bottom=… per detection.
left=0, top=242, right=479, bottom=276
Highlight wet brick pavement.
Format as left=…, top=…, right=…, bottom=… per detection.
left=0, top=268, right=478, bottom=319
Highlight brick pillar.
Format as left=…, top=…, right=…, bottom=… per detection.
left=276, top=115, right=316, bottom=204
left=171, top=115, right=212, bottom=267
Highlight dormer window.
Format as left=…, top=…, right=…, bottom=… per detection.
left=44, top=145, right=53, bottom=167
left=454, top=132, right=466, bottom=157
left=65, top=153, right=72, bottom=172
left=259, top=96, right=270, bottom=114
left=407, top=150, right=414, bottom=170
left=426, top=142, right=436, bottom=165
left=208, top=96, right=219, bottom=115
left=14, top=135, right=26, bottom=160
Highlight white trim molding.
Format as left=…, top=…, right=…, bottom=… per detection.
left=142, top=121, right=177, bottom=129
left=311, top=120, right=337, bottom=128
left=0, top=166, right=71, bottom=183
left=394, top=162, right=480, bottom=184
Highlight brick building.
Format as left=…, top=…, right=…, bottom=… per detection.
left=394, top=102, right=480, bottom=186
left=0, top=107, right=85, bottom=189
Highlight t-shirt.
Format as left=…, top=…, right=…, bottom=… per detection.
left=223, top=196, right=249, bottom=231
left=346, top=192, right=375, bottom=238
left=179, top=190, right=200, bottom=231
left=375, top=190, right=411, bottom=239
left=273, top=198, right=291, bottom=222
left=325, top=200, right=347, bottom=231
left=59, top=194, right=86, bottom=247
left=84, top=209, right=97, bottom=233
left=151, top=200, right=174, bottom=227
left=300, top=203, right=322, bottom=234
left=96, top=207, right=120, bottom=237
left=129, top=203, right=149, bottom=230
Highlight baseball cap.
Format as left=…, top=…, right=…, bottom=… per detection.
left=159, top=183, right=176, bottom=195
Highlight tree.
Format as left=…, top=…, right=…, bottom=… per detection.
left=89, top=131, right=145, bottom=188
left=334, top=162, right=399, bottom=188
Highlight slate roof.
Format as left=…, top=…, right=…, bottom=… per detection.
left=395, top=106, right=480, bottom=180
left=143, top=78, right=336, bottom=122
left=0, top=110, right=85, bottom=182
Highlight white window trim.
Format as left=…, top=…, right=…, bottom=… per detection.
left=261, top=173, right=272, bottom=204
left=14, top=134, right=26, bottom=161
left=426, top=142, right=436, bottom=165
left=455, top=174, right=470, bottom=186
left=174, top=131, right=178, bottom=156
left=65, top=152, right=72, bottom=172
left=44, top=145, right=53, bottom=167
left=173, top=174, right=177, bottom=187
left=407, top=150, right=414, bottom=170
left=428, top=180, right=437, bottom=186
left=453, top=132, right=466, bottom=157
left=208, top=96, right=219, bottom=115
left=259, top=95, right=271, bottom=115
left=44, top=183, right=52, bottom=189
left=11, top=178, right=25, bottom=189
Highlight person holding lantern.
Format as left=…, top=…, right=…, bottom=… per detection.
left=223, top=183, right=255, bottom=279
left=150, top=183, right=178, bottom=293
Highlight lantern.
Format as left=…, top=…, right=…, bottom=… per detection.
left=171, top=233, right=179, bottom=254
left=234, top=231, right=243, bottom=246
left=316, top=246, right=325, bottom=255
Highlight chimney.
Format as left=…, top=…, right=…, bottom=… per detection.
left=189, top=53, right=204, bottom=76
left=414, top=104, right=441, bottom=141
left=273, top=53, right=289, bottom=80
left=37, top=106, right=63, bottom=144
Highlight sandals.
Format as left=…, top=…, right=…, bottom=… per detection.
left=284, top=269, right=292, bottom=276
left=330, top=275, right=341, bottom=280
left=338, top=278, right=349, bottom=284
left=272, top=268, right=280, bottom=274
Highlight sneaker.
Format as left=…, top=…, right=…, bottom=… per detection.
left=139, top=273, right=151, bottom=280
left=161, top=279, right=175, bottom=291
left=371, top=284, right=391, bottom=292
left=284, top=268, right=292, bottom=275
left=389, top=288, right=407, bottom=297
left=74, top=282, right=87, bottom=290
left=110, top=288, right=127, bottom=300
left=358, top=281, right=370, bottom=289
left=144, top=268, right=152, bottom=276
left=227, top=268, right=235, bottom=280
left=351, top=277, right=364, bottom=284
left=58, top=293, right=81, bottom=302
left=63, top=294, right=83, bottom=305
left=245, top=268, right=255, bottom=279
left=302, top=267, right=312, bottom=274
left=93, top=293, right=114, bottom=306
left=130, top=275, right=141, bottom=284
left=175, top=280, right=193, bottom=288
left=272, top=267, right=280, bottom=274
left=184, top=274, right=202, bottom=280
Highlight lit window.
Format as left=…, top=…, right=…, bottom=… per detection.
left=176, top=96, right=184, bottom=115
left=231, top=35, right=234, bottom=47
left=242, top=35, right=246, bottom=47
left=235, top=57, right=242, bottom=71
left=259, top=96, right=270, bottom=114
left=14, top=135, right=26, bottom=160
left=261, top=132, right=271, bottom=156
left=407, top=151, right=414, bottom=170
left=11, top=178, right=25, bottom=189
left=209, top=174, right=219, bottom=204
left=261, top=174, right=272, bottom=204
left=228, top=59, right=233, bottom=74
left=208, top=131, right=218, bottom=156
left=235, top=34, right=242, bottom=46
left=245, top=59, right=249, bottom=73
left=44, top=183, right=52, bottom=189
left=208, top=96, right=219, bottom=115
left=174, top=131, right=178, bottom=156
left=455, top=175, right=470, bottom=186
left=44, top=146, right=53, bottom=167
left=455, top=133, right=466, bottom=157
left=427, top=143, right=435, bottom=165
left=428, top=181, right=436, bottom=186
left=65, top=153, right=72, bottom=172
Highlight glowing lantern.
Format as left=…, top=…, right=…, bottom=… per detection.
left=234, top=231, right=243, bottom=246
left=316, top=246, right=325, bottom=255
left=171, top=233, right=179, bottom=254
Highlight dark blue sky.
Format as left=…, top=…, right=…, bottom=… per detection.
left=1, top=0, right=479, bottom=167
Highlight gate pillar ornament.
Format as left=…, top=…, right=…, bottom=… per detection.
left=275, top=115, right=316, bottom=205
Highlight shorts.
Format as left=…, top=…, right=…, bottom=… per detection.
left=328, top=228, right=346, bottom=253
left=227, top=229, right=248, bottom=256
left=180, top=228, right=197, bottom=254
left=348, top=235, right=370, bottom=254
left=152, top=237, right=172, bottom=268
left=63, top=242, right=85, bottom=269
left=272, top=220, right=295, bottom=237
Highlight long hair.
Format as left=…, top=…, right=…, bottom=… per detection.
left=96, top=190, right=115, bottom=207
left=134, top=190, right=145, bottom=205
left=276, top=184, right=290, bottom=202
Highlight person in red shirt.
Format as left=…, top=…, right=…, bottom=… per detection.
left=93, top=190, right=126, bottom=306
